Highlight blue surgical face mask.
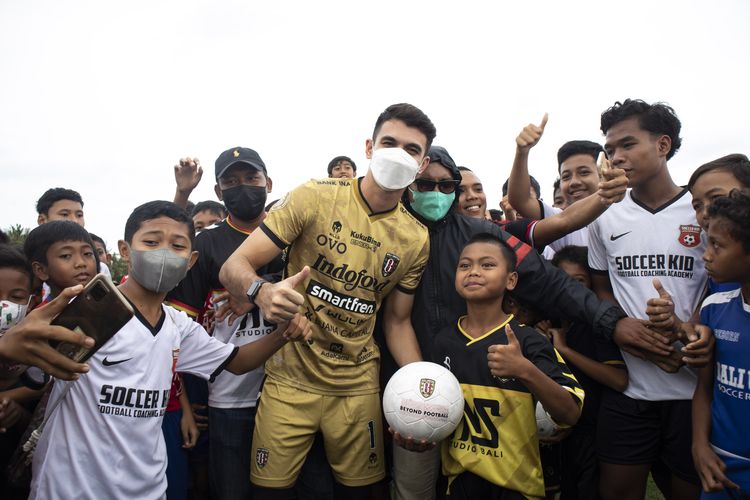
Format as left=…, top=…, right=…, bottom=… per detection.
left=409, top=189, right=455, bottom=222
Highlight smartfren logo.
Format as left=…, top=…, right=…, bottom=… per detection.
left=307, top=279, right=376, bottom=314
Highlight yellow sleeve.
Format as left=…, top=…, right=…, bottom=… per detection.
left=262, top=180, right=318, bottom=247
left=396, top=234, right=429, bottom=293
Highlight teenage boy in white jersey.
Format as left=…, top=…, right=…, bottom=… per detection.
left=588, top=99, right=705, bottom=500
left=29, top=201, right=311, bottom=500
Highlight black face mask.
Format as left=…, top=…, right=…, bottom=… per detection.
left=221, top=185, right=267, bottom=221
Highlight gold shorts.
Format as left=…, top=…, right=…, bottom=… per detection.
left=250, top=377, right=385, bottom=488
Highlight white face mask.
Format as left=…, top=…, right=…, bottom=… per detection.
left=369, top=147, right=420, bottom=191
left=0, top=300, right=29, bottom=335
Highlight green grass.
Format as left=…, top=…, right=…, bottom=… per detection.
left=545, top=474, right=664, bottom=499
left=646, top=474, right=665, bottom=500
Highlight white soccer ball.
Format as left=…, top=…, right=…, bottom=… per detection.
left=383, top=361, right=464, bottom=442
left=535, top=401, right=559, bottom=438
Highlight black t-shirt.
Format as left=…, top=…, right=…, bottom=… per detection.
left=561, top=322, right=624, bottom=429
left=167, top=218, right=283, bottom=320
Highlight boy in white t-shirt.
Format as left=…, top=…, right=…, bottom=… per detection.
left=30, top=201, right=311, bottom=500
left=588, top=99, right=706, bottom=500
left=506, top=115, right=608, bottom=254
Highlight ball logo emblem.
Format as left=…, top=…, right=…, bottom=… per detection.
left=678, top=224, right=701, bottom=248
left=419, top=378, right=435, bottom=398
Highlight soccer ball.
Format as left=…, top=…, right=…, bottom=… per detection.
left=683, top=234, right=696, bottom=246
left=535, top=401, right=559, bottom=438
left=382, top=361, right=464, bottom=442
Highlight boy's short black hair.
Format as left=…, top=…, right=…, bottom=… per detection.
left=327, top=156, right=357, bottom=176
left=553, top=178, right=561, bottom=192
left=36, top=188, right=84, bottom=215
left=600, top=99, right=682, bottom=160
left=462, top=233, right=517, bottom=272
left=0, top=244, right=33, bottom=287
left=192, top=200, right=226, bottom=219
left=502, top=176, right=541, bottom=199
left=89, top=233, right=106, bottom=249
left=708, top=189, right=750, bottom=253
left=124, top=201, right=195, bottom=244
left=372, top=103, right=437, bottom=151
left=687, top=154, right=750, bottom=191
left=23, top=220, right=96, bottom=266
left=551, top=245, right=590, bottom=273
left=557, top=140, right=604, bottom=172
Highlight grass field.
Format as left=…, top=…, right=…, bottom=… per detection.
left=646, top=475, right=665, bottom=500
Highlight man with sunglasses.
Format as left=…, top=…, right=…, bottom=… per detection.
left=387, top=145, right=655, bottom=500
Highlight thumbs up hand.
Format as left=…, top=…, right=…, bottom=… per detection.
left=515, top=113, right=548, bottom=152
left=487, top=324, right=531, bottom=380
left=596, top=152, right=628, bottom=206
left=256, top=266, right=311, bottom=323
left=645, top=278, right=680, bottom=333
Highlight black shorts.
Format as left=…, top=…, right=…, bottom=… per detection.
left=560, top=426, right=598, bottom=500
left=540, top=442, right=561, bottom=492
left=596, top=390, right=698, bottom=484
left=437, top=472, right=527, bottom=500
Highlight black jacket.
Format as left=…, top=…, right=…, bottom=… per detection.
left=406, top=212, right=626, bottom=364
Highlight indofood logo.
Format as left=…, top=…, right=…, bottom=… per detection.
left=311, top=254, right=390, bottom=292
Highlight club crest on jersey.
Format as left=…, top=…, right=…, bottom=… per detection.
left=382, top=253, right=400, bottom=277
left=256, top=448, right=269, bottom=468
left=678, top=224, right=701, bottom=248
left=419, top=378, right=435, bottom=398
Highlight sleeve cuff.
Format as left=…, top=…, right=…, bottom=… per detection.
left=260, top=224, right=289, bottom=250
left=396, top=284, right=417, bottom=295
left=209, top=345, right=240, bottom=382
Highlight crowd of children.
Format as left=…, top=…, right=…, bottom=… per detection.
left=0, top=99, right=748, bottom=500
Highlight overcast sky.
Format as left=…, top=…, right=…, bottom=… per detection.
left=1, top=0, right=748, bottom=250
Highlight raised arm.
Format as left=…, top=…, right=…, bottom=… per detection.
left=218, top=229, right=311, bottom=324
left=507, top=114, right=548, bottom=220
left=226, top=313, right=312, bottom=374
left=488, top=325, right=581, bottom=426
left=532, top=166, right=628, bottom=247
left=173, top=157, right=203, bottom=210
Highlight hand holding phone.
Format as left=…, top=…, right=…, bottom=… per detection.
left=51, top=274, right=134, bottom=363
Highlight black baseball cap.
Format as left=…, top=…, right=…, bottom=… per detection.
left=215, top=147, right=267, bottom=179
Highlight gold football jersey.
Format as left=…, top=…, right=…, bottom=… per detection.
left=261, top=178, right=429, bottom=395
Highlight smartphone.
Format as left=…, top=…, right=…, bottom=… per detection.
left=50, top=273, right=135, bottom=362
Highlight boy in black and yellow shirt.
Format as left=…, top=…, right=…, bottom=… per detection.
left=434, top=233, right=584, bottom=499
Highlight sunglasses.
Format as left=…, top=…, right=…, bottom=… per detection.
left=412, top=179, right=461, bottom=194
